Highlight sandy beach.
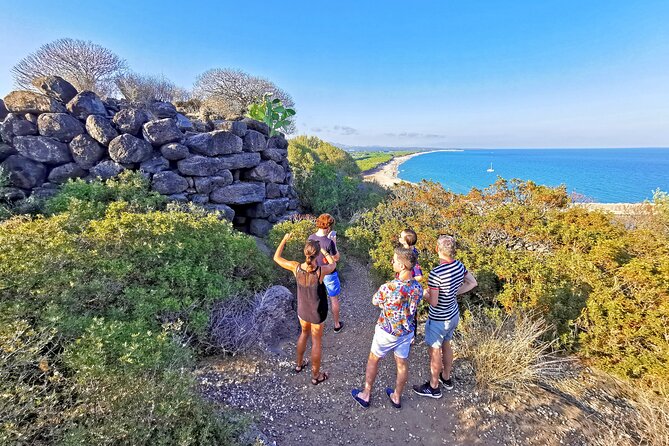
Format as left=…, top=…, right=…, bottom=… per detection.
left=362, top=150, right=649, bottom=214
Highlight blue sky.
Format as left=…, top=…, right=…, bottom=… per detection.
left=1, top=0, right=668, bottom=148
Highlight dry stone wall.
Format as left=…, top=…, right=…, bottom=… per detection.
left=0, top=76, right=298, bottom=236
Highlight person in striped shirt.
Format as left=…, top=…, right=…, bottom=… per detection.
left=413, top=235, right=477, bottom=399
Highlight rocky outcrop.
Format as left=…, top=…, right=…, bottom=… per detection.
left=1, top=81, right=297, bottom=236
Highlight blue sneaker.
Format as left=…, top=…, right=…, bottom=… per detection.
left=412, top=381, right=442, bottom=399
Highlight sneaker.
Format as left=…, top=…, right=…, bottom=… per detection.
left=413, top=381, right=442, bottom=399
left=439, top=373, right=454, bottom=390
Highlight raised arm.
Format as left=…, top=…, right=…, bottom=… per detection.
left=273, top=233, right=300, bottom=272
left=457, top=271, right=478, bottom=295
left=320, top=247, right=337, bottom=275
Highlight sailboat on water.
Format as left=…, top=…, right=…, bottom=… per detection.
left=486, top=163, right=494, bottom=172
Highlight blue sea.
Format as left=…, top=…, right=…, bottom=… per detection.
left=397, top=148, right=669, bottom=203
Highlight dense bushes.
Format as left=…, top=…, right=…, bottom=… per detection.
left=288, top=135, right=386, bottom=219
left=0, top=173, right=274, bottom=444
left=345, top=179, right=669, bottom=393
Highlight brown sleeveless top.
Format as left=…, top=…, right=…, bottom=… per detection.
left=295, top=265, right=328, bottom=324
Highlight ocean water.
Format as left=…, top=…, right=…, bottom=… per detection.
left=397, top=148, right=669, bottom=203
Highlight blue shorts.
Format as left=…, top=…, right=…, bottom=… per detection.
left=323, top=271, right=341, bottom=297
left=424, top=315, right=459, bottom=348
left=370, top=326, right=414, bottom=359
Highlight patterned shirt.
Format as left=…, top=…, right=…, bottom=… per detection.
left=373, top=278, right=423, bottom=337
left=427, top=259, right=467, bottom=321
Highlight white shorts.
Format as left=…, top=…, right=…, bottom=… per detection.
left=370, top=325, right=414, bottom=359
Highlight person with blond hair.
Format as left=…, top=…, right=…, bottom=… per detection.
left=273, top=233, right=336, bottom=385
left=308, top=213, right=343, bottom=332
left=413, top=235, right=477, bottom=398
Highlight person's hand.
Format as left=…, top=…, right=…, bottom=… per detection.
left=282, top=233, right=292, bottom=241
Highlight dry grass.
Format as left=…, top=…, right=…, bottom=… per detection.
left=457, top=309, right=566, bottom=398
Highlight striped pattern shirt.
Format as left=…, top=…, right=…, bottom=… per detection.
left=427, top=259, right=467, bottom=321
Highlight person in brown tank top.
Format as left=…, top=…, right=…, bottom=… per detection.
left=274, top=233, right=337, bottom=385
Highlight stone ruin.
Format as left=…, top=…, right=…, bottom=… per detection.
left=0, top=76, right=299, bottom=236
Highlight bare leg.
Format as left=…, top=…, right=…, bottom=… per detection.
left=429, top=345, right=442, bottom=389
left=441, top=340, right=453, bottom=380
left=357, top=352, right=381, bottom=402
left=391, top=355, right=408, bottom=405
left=296, top=319, right=311, bottom=369
left=330, top=295, right=341, bottom=329
left=310, top=323, right=325, bottom=379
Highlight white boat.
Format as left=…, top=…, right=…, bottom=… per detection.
left=486, top=163, right=494, bottom=172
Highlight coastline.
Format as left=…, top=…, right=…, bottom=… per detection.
left=362, top=150, right=648, bottom=213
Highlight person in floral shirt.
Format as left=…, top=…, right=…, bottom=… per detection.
left=351, top=247, right=423, bottom=409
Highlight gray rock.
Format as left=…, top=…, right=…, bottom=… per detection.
left=160, top=142, right=190, bottom=160
left=31, top=183, right=60, bottom=199
left=175, top=113, right=194, bottom=132
left=185, top=130, right=242, bottom=156
left=69, top=134, right=106, bottom=169
left=210, top=182, right=266, bottom=205
left=261, top=148, right=286, bottom=163
left=148, top=101, right=177, bottom=118
left=86, top=115, right=118, bottom=145
left=47, top=162, right=87, bottom=184
left=1, top=155, right=47, bottom=188
left=191, top=119, right=208, bottom=132
left=139, top=156, right=170, bottom=174
left=218, top=152, right=262, bottom=170
left=193, top=173, right=234, bottom=194
left=249, top=218, right=273, bottom=237
left=151, top=171, right=188, bottom=194
left=24, top=114, right=38, bottom=124
left=243, top=130, right=267, bottom=152
left=3, top=91, right=67, bottom=114
left=247, top=198, right=289, bottom=218
left=0, top=99, right=8, bottom=120
left=243, top=160, right=285, bottom=183
left=288, top=198, right=300, bottom=210
left=142, top=118, right=183, bottom=146
left=203, top=203, right=235, bottom=221
left=266, top=182, right=282, bottom=199
left=279, top=184, right=290, bottom=196
left=177, top=155, right=223, bottom=176
left=32, top=75, right=78, bottom=103
left=89, top=160, right=125, bottom=180
left=267, top=134, right=288, bottom=150
left=112, top=107, right=151, bottom=135
left=108, top=134, right=153, bottom=164
left=166, top=193, right=188, bottom=202
left=0, top=187, right=26, bottom=202
left=67, top=91, right=106, bottom=120
left=13, top=135, right=72, bottom=164
left=212, top=120, right=247, bottom=137
left=241, top=118, right=270, bottom=136
left=0, top=143, right=17, bottom=161
left=37, top=113, right=85, bottom=142
left=191, top=194, right=209, bottom=204
left=1, top=114, right=37, bottom=142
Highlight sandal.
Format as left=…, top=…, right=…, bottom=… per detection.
left=311, top=372, right=329, bottom=385
left=294, top=359, right=309, bottom=373
left=385, top=387, right=401, bottom=409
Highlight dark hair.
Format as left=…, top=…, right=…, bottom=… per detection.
left=401, top=228, right=417, bottom=246
left=304, top=240, right=320, bottom=273
left=316, top=213, right=335, bottom=230
left=394, top=246, right=417, bottom=270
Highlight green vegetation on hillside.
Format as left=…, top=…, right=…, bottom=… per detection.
left=352, top=150, right=416, bottom=172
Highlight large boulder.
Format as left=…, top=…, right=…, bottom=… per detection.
left=66, top=91, right=106, bottom=120
left=242, top=130, right=267, bottom=152
left=0, top=114, right=37, bottom=143
left=247, top=198, right=289, bottom=218
left=0, top=99, right=8, bottom=120
left=212, top=120, right=247, bottom=137
left=3, top=91, right=67, bottom=114
left=218, top=152, right=261, bottom=170
left=151, top=171, right=188, bottom=194
left=193, top=173, right=234, bottom=194
left=249, top=218, right=273, bottom=237
left=267, top=134, right=288, bottom=150
left=185, top=131, right=242, bottom=156
left=31, top=76, right=78, bottom=103
left=112, top=107, right=151, bottom=135
left=69, top=134, right=106, bottom=169
left=142, top=118, right=183, bottom=146
left=86, top=115, right=118, bottom=146
left=139, top=156, right=170, bottom=175
left=0, top=187, right=26, bottom=202
left=37, top=113, right=85, bottom=142
left=148, top=101, right=177, bottom=118
left=175, top=113, right=194, bottom=132
left=261, top=148, right=286, bottom=163
left=210, top=182, right=266, bottom=205
left=47, top=162, right=87, bottom=184
left=0, top=143, right=17, bottom=162
left=108, top=134, right=153, bottom=164
left=241, top=118, right=270, bottom=137
left=1, top=155, right=47, bottom=188
left=160, top=142, right=190, bottom=160
left=203, top=203, right=235, bottom=221
left=243, top=160, right=285, bottom=183
left=13, top=135, right=72, bottom=164
left=176, top=155, right=223, bottom=176
left=89, top=160, right=125, bottom=180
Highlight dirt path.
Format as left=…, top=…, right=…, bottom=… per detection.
left=197, top=257, right=601, bottom=446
